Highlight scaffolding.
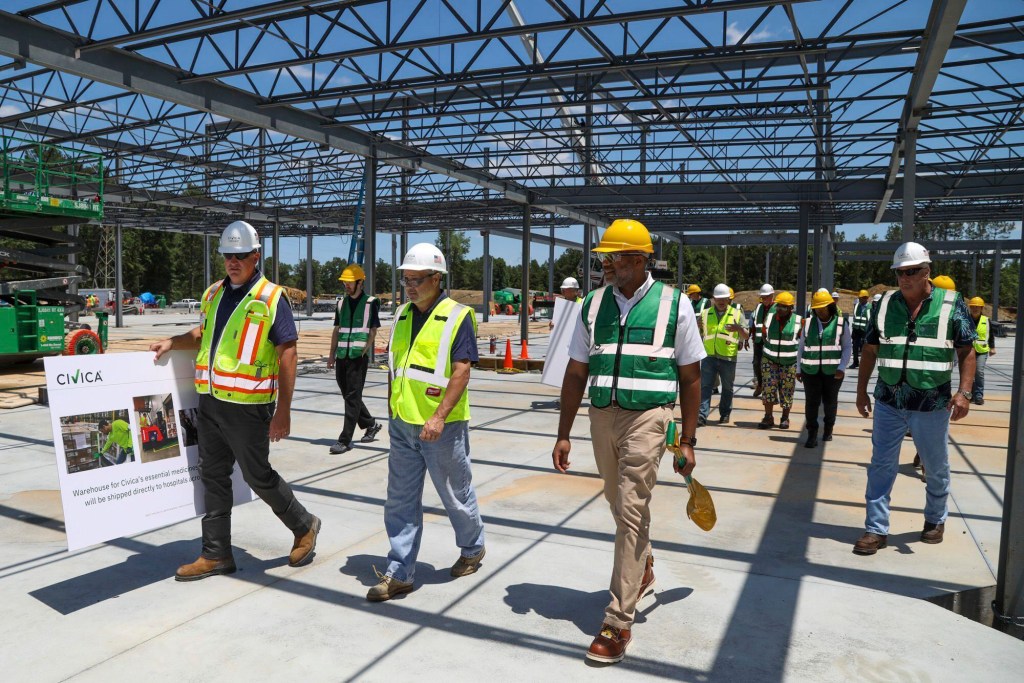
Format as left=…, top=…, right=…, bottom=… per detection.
left=1, top=135, right=104, bottom=221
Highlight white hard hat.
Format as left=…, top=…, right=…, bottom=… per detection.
left=560, top=277, right=580, bottom=290
left=872, top=293, right=883, bottom=302
left=831, top=291, right=840, bottom=299
left=398, top=242, right=448, bottom=274
left=758, top=283, right=774, bottom=296
left=712, top=283, right=730, bottom=299
left=891, top=241, right=931, bottom=269
left=219, top=220, right=260, bottom=254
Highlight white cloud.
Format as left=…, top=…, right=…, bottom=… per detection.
left=725, top=22, right=773, bottom=45
left=0, top=104, right=24, bottom=117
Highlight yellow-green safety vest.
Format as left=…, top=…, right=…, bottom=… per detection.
left=388, top=297, right=477, bottom=425
left=195, top=276, right=283, bottom=404
left=973, top=315, right=989, bottom=355
left=700, top=305, right=743, bottom=359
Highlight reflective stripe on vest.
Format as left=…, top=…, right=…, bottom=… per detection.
left=974, top=315, right=989, bottom=354
left=763, top=312, right=801, bottom=365
left=583, top=281, right=680, bottom=410
left=336, top=293, right=375, bottom=359
left=853, top=301, right=870, bottom=332
left=752, top=302, right=770, bottom=343
left=875, top=288, right=956, bottom=389
left=700, top=305, right=741, bottom=359
left=801, top=314, right=844, bottom=375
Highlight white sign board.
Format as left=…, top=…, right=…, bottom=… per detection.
left=541, top=297, right=582, bottom=388
left=45, top=351, right=252, bottom=551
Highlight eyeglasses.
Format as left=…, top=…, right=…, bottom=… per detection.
left=895, top=267, right=924, bottom=278
left=399, top=274, right=435, bottom=287
left=599, top=252, right=646, bottom=264
left=223, top=251, right=257, bottom=261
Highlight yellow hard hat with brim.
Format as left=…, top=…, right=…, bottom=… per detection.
left=774, top=291, right=795, bottom=307
left=810, top=288, right=834, bottom=309
left=969, top=296, right=985, bottom=307
left=339, top=264, right=366, bottom=282
left=592, top=219, right=654, bottom=253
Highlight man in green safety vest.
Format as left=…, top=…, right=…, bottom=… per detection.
left=697, top=283, right=749, bottom=426
left=853, top=242, right=977, bottom=555
left=967, top=296, right=994, bottom=405
left=851, top=289, right=870, bottom=368
left=553, top=218, right=705, bottom=664
left=97, top=418, right=134, bottom=465
left=150, top=220, right=321, bottom=581
left=367, top=242, right=485, bottom=603
left=687, top=284, right=708, bottom=315
left=750, top=283, right=775, bottom=397
left=327, top=264, right=382, bottom=454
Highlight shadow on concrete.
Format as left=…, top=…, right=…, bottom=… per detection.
left=339, top=553, right=455, bottom=588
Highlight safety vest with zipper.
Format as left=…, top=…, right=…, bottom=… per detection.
left=336, top=293, right=376, bottom=359
left=875, top=288, right=956, bottom=390
left=700, top=305, right=742, bottom=359
left=195, top=276, right=283, bottom=404
left=973, top=315, right=989, bottom=355
left=763, top=311, right=801, bottom=366
left=801, top=314, right=844, bottom=375
left=582, top=281, right=680, bottom=410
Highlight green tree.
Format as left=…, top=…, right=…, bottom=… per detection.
left=435, top=231, right=471, bottom=289
left=374, top=258, right=392, bottom=294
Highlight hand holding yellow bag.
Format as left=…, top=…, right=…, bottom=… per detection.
left=666, top=421, right=717, bottom=532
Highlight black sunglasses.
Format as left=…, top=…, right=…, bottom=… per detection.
left=223, top=250, right=257, bottom=261
left=895, top=267, right=924, bottom=278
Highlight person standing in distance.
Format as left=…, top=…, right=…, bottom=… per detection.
left=851, top=289, right=871, bottom=369
left=150, top=220, right=320, bottom=580
left=367, top=243, right=486, bottom=602
left=750, top=284, right=775, bottom=397
left=550, top=276, right=583, bottom=330
left=967, top=297, right=994, bottom=405
left=553, top=218, right=704, bottom=664
left=327, top=264, right=382, bottom=454
left=697, top=283, right=748, bottom=425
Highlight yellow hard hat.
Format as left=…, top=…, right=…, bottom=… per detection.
left=339, top=264, right=366, bottom=282
left=592, top=219, right=654, bottom=254
left=728, top=287, right=735, bottom=300
left=686, top=284, right=701, bottom=295
left=810, top=288, right=834, bottom=310
left=858, top=289, right=869, bottom=298
left=774, top=291, right=795, bottom=307
left=968, top=296, right=985, bottom=307
left=931, top=275, right=956, bottom=291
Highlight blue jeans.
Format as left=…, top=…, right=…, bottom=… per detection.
left=973, top=353, right=987, bottom=401
left=864, top=400, right=951, bottom=534
left=700, top=356, right=737, bottom=420
left=384, top=417, right=485, bottom=582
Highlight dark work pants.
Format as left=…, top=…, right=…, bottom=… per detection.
left=197, top=394, right=313, bottom=559
left=335, top=355, right=375, bottom=445
left=802, top=372, right=843, bottom=433
left=851, top=331, right=865, bottom=367
left=752, top=342, right=764, bottom=387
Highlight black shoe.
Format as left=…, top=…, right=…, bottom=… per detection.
left=972, top=397, right=984, bottom=406
left=697, top=416, right=707, bottom=427
left=329, top=441, right=352, bottom=454
left=850, top=363, right=859, bottom=369
left=822, top=427, right=833, bottom=442
left=804, top=432, right=818, bottom=448
left=361, top=422, right=382, bottom=443
left=718, top=414, right=730, bottom=424
left=713, top=387, right=719, bottom=395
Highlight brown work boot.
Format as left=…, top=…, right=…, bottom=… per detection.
left=636, top=553, right=655, bottom=602
left=175, top=556, right=236, bottom=582
left=921, top=522, right=945, bottom=544
left=586, top=624, right=632, bottom=663
left=289, top=515, right=321, bottom=567
left=853, top=532, right=887, bottom=555
left=366, top=567, right=414, bottom=602
left=450, top=547, right=486, bottom=577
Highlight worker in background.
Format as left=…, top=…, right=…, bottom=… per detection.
left=750, top=284, right=774, bottom=397
left=553, top=218, right=704, bottom=664
left=853, top=242, right=976, bottom=555
left=851, top=289, right=870, bottom=369
left=687, top=284, right=709, bottom=315
left=932, top=274, right=956, bottom=292
left=150, top=220, right=320, bottom=580
left=798, top=289, right=852, bottom=447
left=549, top=276, right=582, bottom=330
left=698, top=283, right=748, bottom=426
left=368, top=243, right=485, bottom=602
left=327, top=264, right=382, bottom=455
left=759, top=291, right=801, bottom=430
left=96, top=418, right=134, bottom=465
left=968, top=297, right=994, bottom=405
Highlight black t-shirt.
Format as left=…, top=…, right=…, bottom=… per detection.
left=333, top=294, right=381, bottom=328
left=405, top=293, right=478, bottom=363
left=210, top=271, right=298, bottom=353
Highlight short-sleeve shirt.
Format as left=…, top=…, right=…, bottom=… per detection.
left=408, top=293, right=478, bottom=364
left=333, top=295, right=381, bottom=328
left=865, top=289, right=977, bottom=411
left=210, top=271, right=298, bottom=352
left=568, top=274, right=706, bottom=369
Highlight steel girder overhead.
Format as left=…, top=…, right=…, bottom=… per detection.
left=0, top=0, right=1022, bottom=235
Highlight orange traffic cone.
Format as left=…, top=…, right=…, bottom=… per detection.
left=520, top=339, right=530, bottom=360
left=503, top=338, right=514, bottom=370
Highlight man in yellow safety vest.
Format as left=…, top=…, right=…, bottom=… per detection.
left=698, top=283, right=749, bottom=425
left=967, top=296, right=994, bottom=405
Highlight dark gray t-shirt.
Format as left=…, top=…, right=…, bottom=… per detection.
left=406, top=293, right=478, bottom=363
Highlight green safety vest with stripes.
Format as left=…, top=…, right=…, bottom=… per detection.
left=700, top=305, right=743, bottom=359
left=752, top=302, right=770, bottom=344
left=973, top=315, right=989, bottom=355
left=195, top=276, right=283, bottom=404
left=853, top=301, right=870, bottom=332
left=582, top=281, right=680, bottom=410
left=388, top=297, right=477, bottom=425
left=875, top=288, right=956, bottom=390
left=335, top=293, right=376, bottom=359
left=801, top=314, right=844, bottom=375
left=762, top=311, right=801, bottom=366
left=691, top=297, right=709, bottom=315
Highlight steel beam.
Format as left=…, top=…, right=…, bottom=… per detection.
left=364, top=152, right=376, bottom=296
left=992, top=249, right=1002, bottom=324
left=521, top=207, right=531, bottom=344
left=305, top=235, right=313, bottom=317
left=114, top=223, right=123, bottom=328
left=482, top=230, right=491, bottom=323
left=796, top=204, right=809, bottom=315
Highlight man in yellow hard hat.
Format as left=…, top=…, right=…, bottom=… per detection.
left=932, top=275, right=956, bottom=291
left=687, top=283, right=708, bottom=315
left=967, top=296, right=994, bottom=405
left=851, top=289, right=870, bottom=369
left=553, top=218, right=704, bottom=664
left=327, top=264, right=382, bottom=454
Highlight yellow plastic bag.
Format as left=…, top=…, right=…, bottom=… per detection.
left=685, top=476, right=717, bottom=532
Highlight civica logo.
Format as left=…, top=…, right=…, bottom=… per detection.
left=56, top=369, right=104, bottom=385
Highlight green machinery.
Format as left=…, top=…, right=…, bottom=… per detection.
left=1, top=135, right=104, bottom=221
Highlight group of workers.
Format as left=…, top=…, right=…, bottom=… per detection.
left=146, top=217, right=995, bottom=666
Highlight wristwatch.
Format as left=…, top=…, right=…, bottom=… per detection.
left=679, top=434, right=697, bottom=448
left=958, top=390, right=971, bottom=401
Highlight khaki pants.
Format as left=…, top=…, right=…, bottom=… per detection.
left=589, top=403, right=672, bottom=629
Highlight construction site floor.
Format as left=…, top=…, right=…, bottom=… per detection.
left=1, top=317, right=1022, bottom=680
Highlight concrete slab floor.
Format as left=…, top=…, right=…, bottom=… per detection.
left=1, top=342, right=1022, bottom=681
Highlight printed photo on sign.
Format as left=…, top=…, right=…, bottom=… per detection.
left=59, top=410, right=134, bottom=474
left=133, top=393, right=180, bottom=463
left=178, top=407, right=199, bottom=448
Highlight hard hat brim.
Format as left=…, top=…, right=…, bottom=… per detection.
left=218, top=246, right=259, bottom=254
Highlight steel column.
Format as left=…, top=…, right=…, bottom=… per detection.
left=67, top=224, right=79, bottom=323
left=811, top=223, right=822, bottom=293
left=399, top=231, right=408, bottom=305
left=482, top=230, right=491, bottom=323
left=391, top=232, right=398, bottom=313
left=676, top=233, right=685, bottom=291
left=972, top=253, right=978, bottom=296
left=992, top=248, right=1002, bottom=323
left=114, top=223, right=123, bottom=328
left=583, top=226, right=593, bottom=295
left=549, top=218, right=555, bottom=294
left=765, top=250, right=771, bottom=284
left=305, top=234, right=313, bottom=317
left=364, top=151, right=377, bottom=295
left=903, top=127, right=917, bottom=242
left=797, top=204, right=809, bottom=314
left=203, top=234, right=211, bottom=285
left=521, top=208, right=531, bottom=342
left=272, top=219, right=280, bottom=283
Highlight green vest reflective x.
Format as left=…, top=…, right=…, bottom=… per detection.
left=853, top=301, right=870, bottom=332
left=875, top=288, right=956, bottom=390
left=700, top=305, right=742, bottom=359
left=691, top=297, right=709, bottom=315
left=195, top=277, right=283, bottom=404
left=974, top=315, right=989, bottom=355
left=752, top=302, right=771, bottom=343
left=336, top=293, right=376, bottom=359
left=802, top=314, right=844, bottom=375
left=763, top=311, right=801, bottom=366
left=388, top=297, right=476, bottom=425
left=582, top=281, right=680, bottom=410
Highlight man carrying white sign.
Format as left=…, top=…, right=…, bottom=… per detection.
left=150, top=220, right=321, bottom=581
